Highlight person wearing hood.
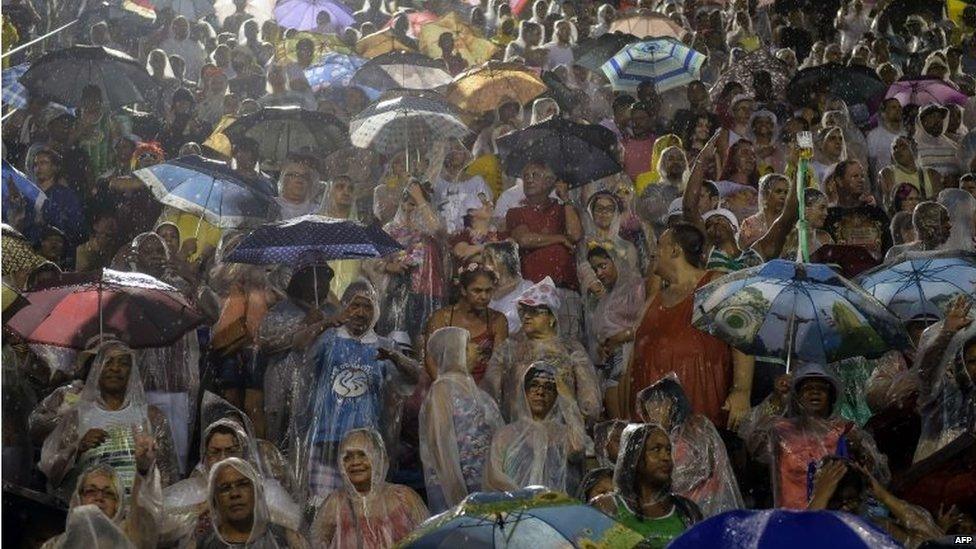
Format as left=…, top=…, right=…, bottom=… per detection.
left=883, top=201, right=952, bottom=262
left=419, top=327, right=504, bottom=512
left=310, top=428, right=429, bottom=548
left=879, top=136, right=943, bottom=211
left=39, top=340, right=179, bottom=502
left=738, top=173, right=789, bottom=250
left=636, top=375, right=744, bottom=517
left=484, top=362, right=589, bottom=493
left=579, top=191, right=640, bottom=292
left=937, top=188, right=976, bottom=253
left=738, top=364, right=889, bottom=509
left=292, top=279, right=420, bottom=499
left=504, top=20, right=542, bottom=61
left=433, top=140, right=492, bottom=236
left=914, top=103, right=961, bottom=181
left=589, top=4, right=614, bottom=38
left=482, top=240, right=535, bottom=335
left=590, top=423, right=703, bottom=546
left=184, top=457, right=308, bottom=548
left=484, top=276, right=602, bottom=423
left=275, top=156, right=321, bottom=221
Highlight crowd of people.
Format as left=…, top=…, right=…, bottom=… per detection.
left=2, top=0, right=976, bottom=546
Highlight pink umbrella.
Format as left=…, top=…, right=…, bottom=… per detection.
left=885, top=78, right=969, bottom=108
left=382, top=11, right=439, bottom=38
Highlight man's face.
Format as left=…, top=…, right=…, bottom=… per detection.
left=33, top=154, right=58, bottom=180
left=921, top=111, right=945, bottom=137
left=79, top=472, right=119, bottom=518
left=798, top=378, right=832, bottom=416
left=882, top=100, right=902, bottom=125
left=215, top=466, right=255, bottom=524
left=765, top=179, right=789, bottom=213
left=98, top=352, right=132, bottom=394
left=662, top=151, right=686, bottom=178
left=344, top=295, right=375, bottom=336
left=823, top=132, right=844, bottom=157
left=629, top=108, right=653, bottom=137
left=841, top=163, right=866, bottom=196
left=522, top=163, right=555, bottom=198
left=330, top=178, right=353, bottom=209
left=40, top=235, right=64, bottom=261
left=205, top=432, right=243, bottom=470
left=525, top=375, right=557, bottom=418
left=281, top=164, right=312, bottom=202
left=296, top=41, right=315, bottom=65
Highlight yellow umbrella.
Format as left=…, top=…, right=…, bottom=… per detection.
left=274, top=31, right=353, bottom=64
left=2, top=281, right=29, bottom=320
left=202, top=115, right=237, bottom=159
left=610, top=10, right=685, bottom=39
left=355, top=29, right=416, bottom=59
left=446, top=61, right=547, bottom=113
left=418, top=12, right=497, bottom=66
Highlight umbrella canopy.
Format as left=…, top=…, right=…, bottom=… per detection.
left=572, top=32, right=639, bottom=73
left=350, top=51, right=453, bottom=91
left=215, top=0, right=273, bottom=25
left=3, top=158, right=46, bottom=221
left=355, top=28, right=417, bottom=58
left=418, top=12, right=497, bottom=66
left=383, top=10, right=439, bottom=37
left=2, top=63, right=29, bottom=109
left=224, top=214, right=403, bottom=264
left=274, top=31, right=354, bottom=64
left=496, top=117, right=622, bottom=187
left=609, top=10, right=684, bottom=39
left=1, top=224, right=46, bottom=276
left=884, top=78, right=969, bottom=108
left=5, top=269, right=205, bottom=349
left=692, top=260, right=910, bottom=366
left=446, top=61, right=547, bottom=113
left=223, top=106, right=350, bottom=166
left=708, top=48, right=791, bottom=102
left=349, top=94, right=468, bottom=153
left=19, top=45, right=157, bottom=109
left=857, top=250, right=976, bottom=322
left=303, top=52, right=368, bottom=91
left=2, top=281, right=30, bottom=323
left=133, top=155, right=279, bottom=229
left=670, top=509, right=901, bottom=549
left=602, top=37, right=705, bottom=94
left=400, top=488, right=645, bottom=548
left=273, top=0, right=354, bottom=31
left=786, top=63, right=886, bottom=109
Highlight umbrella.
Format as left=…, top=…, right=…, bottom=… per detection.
left=496, top=117, right=622, bottom=187
left=355, top=28, right=417, bottom=58
left=132, top=155, right=279, bottom=230
left=609, top=10, right=685, bottom=39
left=349, top=94, right=468, bottom=154
left=446, top=61, right=547, bottom=113
left=383, top=10, right=439, bottom=37
left=669, top=509, right=901, bottom=549
left=857, top=250, right=976, bottom=322
left=5, top=269, right=205, bottom=349
left=303, top=52, right=368, bottom=91
left=19, top=46, right=157, bottom=109
left=572, top=32, right=639, bottom=73
left=885, top=78, right=970, bottom=108
left=350, top=51, right=453, bottom=91
left=417, top=12, right=497, bottom=66
left=1, top=224, right=46, bottom=276
left=602, top=37, right=705, bottom=94
left=224, top=214, right=403, bottom=264
left=2, top=63, right=29, bottom=109
left=223, top=106, right=350, bottom=166
left=399, top=488, right=645, bottom=548
left=692, top=259, right=910, bottom=367
left=809, top=244, right=879, bottom=279
left=273, top=0, right=354, bottom=32
left=215, top=0, right=273, bottom=25
left=274, top=31, right=354, bottom=64
left=78, top=0, right=157, bottom=34
left=786, top=63, right=886, bottom=109
left=3, top=158, right=46, bottom=221
left=708, top=48, right=791, bottom=102
left=2, top=281, right=30, bottom=323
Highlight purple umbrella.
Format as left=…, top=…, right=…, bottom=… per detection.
left=885, top=78, right=969, bottom=108
left=273, top=0, right=354, bottom=32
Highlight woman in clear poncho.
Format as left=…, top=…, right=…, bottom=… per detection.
left=184, top=457, right=308, bottom=548
left=419, top=327, right=504, bottom=512
left=484, top=362, right=589, bottom=493
left=937, top=188, right=976, bottom=253
left=578, top=190, right=640, bottom=295
left=310, top=428, right=429, bottom=549
left=636, top=374, right=744, bottom=517
left=483, top=276, right=602, bottom=423
left=39, top=340, right=179, bottom=501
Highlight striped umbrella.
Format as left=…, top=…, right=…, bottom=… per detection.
left=349, top=94, right=468, bottom=154
left=601, top=37, right=705, bottom=93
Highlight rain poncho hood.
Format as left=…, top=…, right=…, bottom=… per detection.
left=205, top=457, right=280, bottom=547
left=937, top=189, right=976, bottom=253
left=516, top=276, right=560, bottom=312
left=53, top=504, right=136, bottom=549
left=419, top=327, right=504, bottom=511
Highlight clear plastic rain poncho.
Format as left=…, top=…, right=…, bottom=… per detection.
left=39, top=341, right=179, bottom=500
left=289, top=279, right=417, bottom=502
left=310, top=428, right=429, bottom=549
left=190, top=457, right=303, bottom=548
left=937, top=188, right=976, bottom=253
left=738, top=363, right=889, bottom=510
left=912, top=317, right=976, bottom=462
left=48, top=505, right=136, bottom=549
left=419, top=327, right=505, bottom=512
left=483, top=362, right=589, bottom=493
left=636, top=375, right=744, bottom=517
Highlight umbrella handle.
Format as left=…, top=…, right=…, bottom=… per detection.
left=195, top=175, right=218, bottom=238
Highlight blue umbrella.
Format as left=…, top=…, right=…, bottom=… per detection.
left=224, top=214, right=402, bottom=265
left=692, top=260, right=910, bottom=367
left=2, top=63, right=29, bottom=109
left=133, top=155, right=279, bottom=230
left=303, top=52, right=367, bottom=91
left=669, top=509, right=901, bottom=549
left=2, top=158, right=46, bottom=226
left=601, top=37, right=705, bottom=93
left=857, top=250, right=976, bottom=322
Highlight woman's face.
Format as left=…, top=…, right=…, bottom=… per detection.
left=639, top=429, right=673, bottom=486
left=588, top=254, right=618, bottom=289
left=806, top=198, right=829, bottom=229
left=98, top=352, right=132, bottom=395
left=342, top=446, right=373, bottom=491
left=823, top=132, right=844, bottom=157
left=590, top=196, right=617, bottom=230
left=519, top=306, right=555, bottom=338
left=461, top=273, right=494, bottom=311
left=156, top=226, right=180, bottom=255
left=765, top=179, right=789, bottom=213
left=900, top=187, right=920, bottom=213
left=79, top=471, right=119, bottom=518
left=525, top=375, right=557, bottom=418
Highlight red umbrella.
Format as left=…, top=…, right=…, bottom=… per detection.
left=5, top=269, right=204, bottom=349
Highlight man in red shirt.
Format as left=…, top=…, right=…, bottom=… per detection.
left=505, top=161, right=584, bottom=339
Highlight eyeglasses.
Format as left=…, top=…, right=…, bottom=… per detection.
left=80, top=486, right=118, bottom=501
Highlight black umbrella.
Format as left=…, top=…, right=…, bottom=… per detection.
left=19, top=45, right=157, bottom=109
left=224, top=106, right=350, bottom=167
left=572, top=32, right=639, bottom=73
left=496, top=117, right=621, bottom=187
left=786, top=63, right=886, bottom=109
left=708, top=48, right=791, bottom=102
left=349, top=51, right=453, bottom=91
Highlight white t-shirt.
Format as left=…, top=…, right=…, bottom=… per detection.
left=433, top=174, right=491, bottom=235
